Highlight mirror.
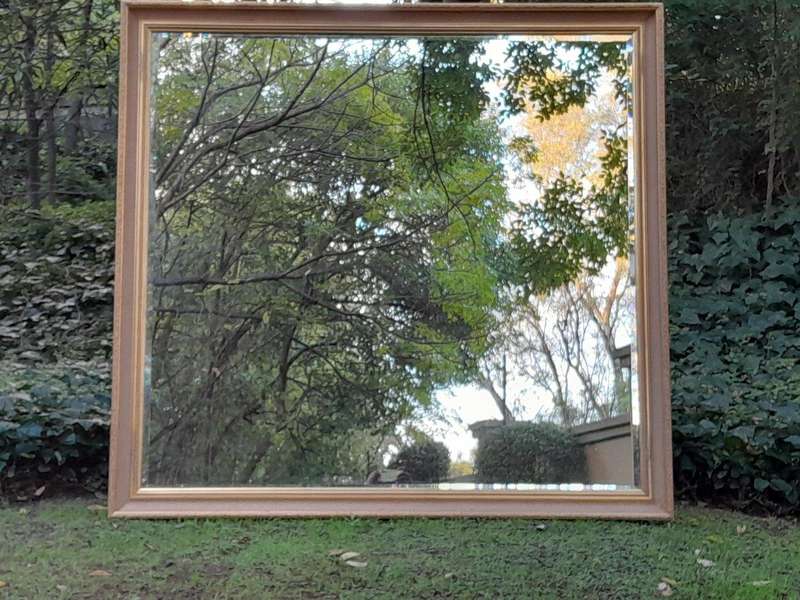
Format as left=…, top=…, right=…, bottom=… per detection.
left=110, top=2, right=670, bottom=518
left=144, top=31, right=638, bottom=490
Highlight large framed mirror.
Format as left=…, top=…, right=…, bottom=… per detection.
left=110, top=1, right=670, bottom=518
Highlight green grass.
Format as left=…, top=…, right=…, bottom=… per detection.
left=0, top=500, right=798, bottom=599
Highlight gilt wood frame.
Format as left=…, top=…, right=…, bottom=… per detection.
left=110, top=1, right=671, bottom=519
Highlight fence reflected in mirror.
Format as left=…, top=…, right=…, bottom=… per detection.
left=142, top=31, right=640, bottom=490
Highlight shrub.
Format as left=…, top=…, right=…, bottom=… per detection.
left=474, top=422, right=585, bottom=484
left=670, top=206, right=800, bottom=513
left=390, top=439, right=450, bottom=483
left=0, top=203, right=114, bottom=364
left=0, top=362, right=110, bottom=495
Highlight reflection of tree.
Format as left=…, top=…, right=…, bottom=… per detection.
left=479, top=40, right=634, bottom=427
left=492, top=259, right=633, bottom=427
left=474, top=266, right=634, bottom=428
left=520, top=87, right=623, bottom=187
left=503, top=40, right=629, bottom=122
left=145, top=35, right=507, bottom=485
left=144, top=34, right=634, bottom=484
left=575, top=258, right=633, bottom=410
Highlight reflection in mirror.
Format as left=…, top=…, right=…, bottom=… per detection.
left=143, top=33, right=638, bottom=489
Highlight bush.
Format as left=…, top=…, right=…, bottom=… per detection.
left=0, top=203, right=114, bottom=364
left=0, top=362, right=110, bottom=495
left=390, top=439, right=450, bottom=483
left=670, top=206, right=800, bottom=513
left=474, top=422, right=585, bottom=484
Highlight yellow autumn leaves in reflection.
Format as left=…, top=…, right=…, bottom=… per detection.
left=521, top=76, right=625, bottom=188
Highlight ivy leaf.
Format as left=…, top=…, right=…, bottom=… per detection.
left=784, top=435, right=800, bottom=447
left=770, top=479, right=793, bottom=495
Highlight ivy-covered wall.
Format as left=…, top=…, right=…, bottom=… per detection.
left=0, top=203, right=114, bottom=364
left=0, top=204, right=113, bottom=495
left=670, top=204, right=800, bottom=513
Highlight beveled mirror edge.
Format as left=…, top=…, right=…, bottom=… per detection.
left=109, top=1, right=671, bottom=519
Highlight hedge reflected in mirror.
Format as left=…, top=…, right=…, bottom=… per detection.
left=142, top=33, right=638, bottom=489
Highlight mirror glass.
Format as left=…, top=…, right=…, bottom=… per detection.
left=143, top=32, right=639, bottom=490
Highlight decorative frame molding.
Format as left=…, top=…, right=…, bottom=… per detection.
left=110, top=1, right=671, bottom=519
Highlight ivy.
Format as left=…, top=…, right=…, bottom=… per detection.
left=0, top=203, right=113, bottom=494
left=0, top=203, right=114, bottom=364
left=670, top=202, right=800, bottom=513
left=0, top=362, right=110, bottom=494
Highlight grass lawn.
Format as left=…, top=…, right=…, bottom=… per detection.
left=0, top=500, right=798, bottom=599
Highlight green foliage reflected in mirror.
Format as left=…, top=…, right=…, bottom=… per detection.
left=142, top=32, right=639, bottom=490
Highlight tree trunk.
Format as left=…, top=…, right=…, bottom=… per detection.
left=45, top=29, right=57, bottom=205
left=45, top=108, right=56, bottom=204
left=63, top=0, right=94, bottom=155
left=21, top=15, right=42, bottom=209
left=476, top=370, right=515, bottom=424
left=765, top=0, right=779, bottom=215
left=64, top=97, right=83, bottom=154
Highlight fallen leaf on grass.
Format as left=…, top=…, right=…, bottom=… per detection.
left=203, top=565, right=229, bottom=577
left=0, top=580, right=7, bottom=589
left=345, top=560, right=368, bottom=568
left=656, top=582, right=673, bottom=597
left=697, top=559, right=714, bottom=568
left=88, top=570, right=112, bottom=577
left=339, top=551, right=361, bottom=561
left=87, top=504, right=106, bottom=513
left=750, top=581, right=772, bottom=587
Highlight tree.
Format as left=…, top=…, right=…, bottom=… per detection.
left=389, top=437, right=450, bottom=483
left=663, top=0, right=800, bottom=214
left=0, top=0, right=118, bottom=207
left=512, top=260, right=634, bottom=426
left=475, top=59, right=633, bottom=426
left=143, top=35, right=510, bottom=484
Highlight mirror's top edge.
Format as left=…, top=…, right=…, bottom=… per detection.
left=143, top=29, right=634, bottom=41
left=123, top=0, right=663, bottom=13
left=126, top=2, right=658, bottom=35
